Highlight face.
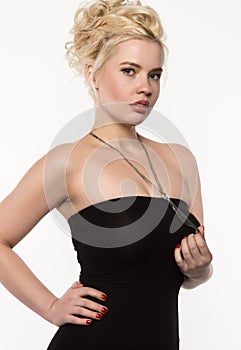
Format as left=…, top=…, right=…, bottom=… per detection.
left=90, top=39, right=164, bottom=126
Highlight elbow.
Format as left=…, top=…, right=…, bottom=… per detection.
left=0, top=239, right=13, bottom=250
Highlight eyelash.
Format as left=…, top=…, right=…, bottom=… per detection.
left=121, top=68, right=161, bottom=80
left=150, top=73, right=161, bottom=80
left=121, top=68, right=135, bottom=76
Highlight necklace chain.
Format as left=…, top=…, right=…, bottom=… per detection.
left=89, top=130, right=200, bottom=233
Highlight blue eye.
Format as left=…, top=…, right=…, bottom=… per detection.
left=121, top=68, right=135, bottom=76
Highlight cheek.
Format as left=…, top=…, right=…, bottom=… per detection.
left=100, top=78, right=129, bottom=101
left=152, top=83, right=160, bottom=98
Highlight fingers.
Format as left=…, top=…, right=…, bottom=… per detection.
left=199, top=225, right=205, bottom=235
left=174, top=243, right=187, bottom=271
left=71, top=281, right=109, bottom=300
left=195, top=225, right=205, bottom=236
left=65, top=313, right=93, bottom=326
left=64, top=301, right=106, bottom=326
left=174, top=227, right=213, bottom=279
left=71, top=281, right=84, bottom=289
left=177, top=229, right=207, bottom=259
left=72, top=304, right=105, bottom=321
left=174, top=235, right=200, bottom=272
left=73, top=285, right=108, bottom=302
left=67, top=282, right=109, bottom=326
left=183, top=234, right=202, bottom=261
left=50, top=281, right=109, bottom=327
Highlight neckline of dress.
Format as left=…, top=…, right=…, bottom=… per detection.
left=67, top=195, right=189, bottom=223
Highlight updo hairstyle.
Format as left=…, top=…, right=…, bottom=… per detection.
left=65, top=0, right=168, bottom=100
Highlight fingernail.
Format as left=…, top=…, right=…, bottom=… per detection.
left=176, top=243, right=181, bottom=248
left=96, top=313, right=103, bottom=319
left=101, top=294, right=107, bottom=300
left=101, top=307, right=109, bottom=314
left=86, top=319, right=92, bottom=325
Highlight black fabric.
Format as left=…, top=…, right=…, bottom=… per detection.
left=47, top=196, right=200, bottom=349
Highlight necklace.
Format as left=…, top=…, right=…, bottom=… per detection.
left=89, top=130, right=200, bottom=233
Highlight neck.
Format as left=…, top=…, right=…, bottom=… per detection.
left=90, top=124, right=139, bottom=142
left=90, top=103, right=145, bottom=147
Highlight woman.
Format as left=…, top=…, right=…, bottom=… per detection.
left=0, top=0, right=213, bottom=349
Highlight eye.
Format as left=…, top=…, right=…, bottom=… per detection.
left=149, top=72, right=161, bottom=80
left=121, top=68, right=135, bottom=76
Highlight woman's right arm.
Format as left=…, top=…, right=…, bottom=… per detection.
left=0, top=144, right=109, bottom=326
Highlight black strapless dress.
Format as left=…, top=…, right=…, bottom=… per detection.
left=47, top=196, right=200, bottom=350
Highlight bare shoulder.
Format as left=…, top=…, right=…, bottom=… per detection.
left=43, top=141, right=80, bottom=177
left=166, top=142, right=197, bottom=166
left=0, top=141, right=78, bottom=248
left=167, top=142, right=196, bottom=158
left=43, top=140, right=79, bottom=193
left=148, top=139, right=200, bottom=190
left=143, top=136, right=196, bottom=167
left=53, top=135, right=97, bottom=218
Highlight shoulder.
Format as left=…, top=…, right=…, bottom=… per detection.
left=46, top=136, right=93, bottom=196
left=157, top=141, right=195, bottom=158
left=42, top=141, right=83, bottom=204
left=167, top=143, right=197, bottom=166
left=43, top=141, right=79, bottom=165
left=43, top=138, right=88, bottom=173
left=158, top=142, right=199, bottom=184
left=145, top=137, right=197, bottom=167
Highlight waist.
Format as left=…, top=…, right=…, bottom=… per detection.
left=79, top=270, right=184, bottom=290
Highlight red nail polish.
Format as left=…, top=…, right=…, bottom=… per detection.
left=96, top=313, right=103, bottom=319
left=86, top=319, right=92, bottom=325
left=101, top=307, right=109, bottom=314
left=176, top=243, right=181, bottom=248
left=101, top=294, right=107, bottom=300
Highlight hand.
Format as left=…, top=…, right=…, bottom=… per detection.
left=174, top=225, right=213, bottom=283
left=47, top=281, right=109, bottom=326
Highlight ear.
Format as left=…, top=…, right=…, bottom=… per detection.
left=85, top=64, right=98, bottom=89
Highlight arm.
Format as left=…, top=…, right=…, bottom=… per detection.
left=0, top=143, right=73, bottom=323
left=172, top=145, right=213, bottom=289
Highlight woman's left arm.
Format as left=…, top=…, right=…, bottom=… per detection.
left=173, top=145, right=213, bottom=289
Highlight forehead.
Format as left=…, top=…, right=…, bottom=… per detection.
left=108, top=39, right=164, bottom=67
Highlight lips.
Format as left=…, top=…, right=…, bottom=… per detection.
left=129, top=100, right=150, bottom=114
left=130, top=100, right=150, bottom=107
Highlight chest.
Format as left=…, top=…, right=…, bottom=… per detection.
left=59, top=143, right=190, bottom=218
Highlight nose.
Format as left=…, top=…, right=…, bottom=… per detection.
left=136, top=75, right=152, bottom=96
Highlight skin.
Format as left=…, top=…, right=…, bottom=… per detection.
left=85, top=38, right=164, bottom=147
left=0, top=39, right=212, bottom=329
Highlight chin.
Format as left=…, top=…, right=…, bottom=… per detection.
left=120, top=111, right=150, bottom=126
left=97, top=102, right=151, bottom=126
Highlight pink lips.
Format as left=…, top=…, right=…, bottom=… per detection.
left=130, top=100, right=150, bottom=107
left=130, top=100, right=150, bottom=113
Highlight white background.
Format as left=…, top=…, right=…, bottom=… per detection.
left=0, top=0, right=240, bottom=349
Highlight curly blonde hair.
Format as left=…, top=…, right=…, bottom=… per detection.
left=65, top=0, right=168, bottom=100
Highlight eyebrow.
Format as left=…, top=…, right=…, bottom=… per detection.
left=119, top=61, right=163, bottom=72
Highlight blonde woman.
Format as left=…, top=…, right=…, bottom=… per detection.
left=0, top=0, right=213, bottom=349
